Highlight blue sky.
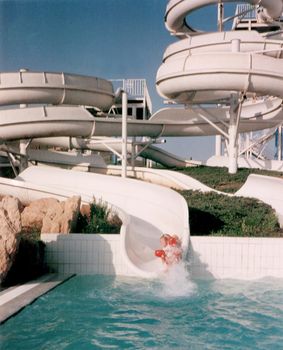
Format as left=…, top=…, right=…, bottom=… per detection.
left=0, top=0, right=237, bottom=161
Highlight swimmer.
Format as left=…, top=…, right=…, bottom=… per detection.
left=155, top=234, right=170, bottom=264
left=155, top=234, right=183, bottom=266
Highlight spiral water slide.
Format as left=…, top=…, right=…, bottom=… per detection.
left=156, top=0, right=283, bottom=173
left=0, top=71, right=190, bottom=278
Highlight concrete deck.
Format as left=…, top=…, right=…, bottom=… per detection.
left=0, top=273, right=75, bottom=324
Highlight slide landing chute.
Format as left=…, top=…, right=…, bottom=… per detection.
left=15, top=166, right=189, bottom=278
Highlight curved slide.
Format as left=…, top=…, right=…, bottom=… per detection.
left=0, top=71, right=190, bottom=278
left=235, top=174, right=283, bottom=226
left=155, top=0, right=283, bottom=174
left=15, top=166, right=189, bottom=278
left=1, top=94, right=283, bottom=169
left=0, top=97, right=282, bottom=141
left=157, top=1, right=283, bottom=104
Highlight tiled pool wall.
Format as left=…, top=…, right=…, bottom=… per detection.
left=41, top=234, right=133, bottom=276
left=188, top=237, right=283, bottom=280
left=41, top=234, right=283, bottom=280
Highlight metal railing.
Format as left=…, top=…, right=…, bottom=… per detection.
left=110, top=78, right=152, bottom=113
left=110, top=79, right=146, bottom=97
left=235, top=4, right=256, bottom=20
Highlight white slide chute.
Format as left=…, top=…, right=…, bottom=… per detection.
left=15, top=166, right=189, bottom=278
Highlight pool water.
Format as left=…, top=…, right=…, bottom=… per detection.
left=1, top=268, right=283, bottom=349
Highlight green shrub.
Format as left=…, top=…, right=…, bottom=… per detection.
left=76, top=200, right=122, bottom=234
left=181, top=190, right=281, bottom=237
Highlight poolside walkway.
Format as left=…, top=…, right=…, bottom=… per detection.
left=0, top=273, right=74, bottom=324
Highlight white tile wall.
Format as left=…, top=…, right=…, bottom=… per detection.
left=189, top=237, right=283, bottom=280
left=41, top=233, right=128, bottom=276
left=41, top=234, right=283, bottom=280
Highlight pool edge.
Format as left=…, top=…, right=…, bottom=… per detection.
left=0, top=273, right=75, bottom=325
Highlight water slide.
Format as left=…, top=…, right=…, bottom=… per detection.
left=24, top=136, right=196, bottom=168
left=235, top=174, right=283, bottom=226
left=0, top=71, right=190, bottom=278
left=14, top=166, right=189, bottom=278
left=1, top=95, right=283, bottom=169
left=157, top=0, right=283, bottom=173
left=0, top=1, right=283, bottom=276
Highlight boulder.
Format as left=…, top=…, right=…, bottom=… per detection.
left=0, top=196, right=22, bottom=283
left=60, top=196, right=81, bottom=234
left=21, top=198, right=60, bottom=232
left=41, top=201, right=64, bottom=233
left=41, top=196, right=81, bottom=234
left=80, top=203, right=91, bottom=218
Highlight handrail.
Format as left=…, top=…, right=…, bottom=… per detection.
left=235, top=4, right=257, bottom=20
left=110, top=78, right=152, bottom=113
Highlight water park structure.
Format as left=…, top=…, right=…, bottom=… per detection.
left=1, top=0, right=283, bottom=281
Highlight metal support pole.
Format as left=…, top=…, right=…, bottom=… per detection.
left=227, top=39, right=242, bottom=174
left=215, top=135, right=222, bottom=156
left=19, top=140, right=29, bottom=172
left=217, top=2, right=224, bottom=32
left=19, top=93, right=29, bottom=172
left=228, top=94, right=240, bottom=174
left=131, top=105, right=136, bottom=170
left=131, top=140, right=136, bottom=170
left=279, top=125, right=282, bottom=161
left=121, top=91, right=128, bottom=178
left=6, top=152, right=18, bottom=177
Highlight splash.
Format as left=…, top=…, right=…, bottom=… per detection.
left=158, top=261, right=197, bottom=298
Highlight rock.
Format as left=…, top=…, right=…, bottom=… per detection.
left=1, top=196, right=22, bottom=233
left=41, top=196, right=81, bottom=234
left=60, top=196, right=81, bottom=234
left=0, top=196, right=22, bottom=283
left=41, top=201, right=64, bottom=233
left=21, top=198, right=60, bottom=232
left=80, top=203, right=91, bottom=218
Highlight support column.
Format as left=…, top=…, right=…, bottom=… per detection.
left=19, top=81, right=29, bottom=172
left=131, top=139, right=136, bottom=170
left=121, top=91, right=128, bottom=178
left=228, top=94, right=239, bottom=174
left=279, top=125, right=282, bottom=161
left=217, top=2, right=224, bottom=32
left=227, top=38, right=241, bottom=174
left=19, top=140, right=29, bottom=172
left=215, top=135, right=222, bottom=156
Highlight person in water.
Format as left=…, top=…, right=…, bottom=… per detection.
left=155, top=234, right=182, bottom=266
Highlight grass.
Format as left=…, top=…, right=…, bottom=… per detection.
left=176, top=166, right=283, bottom=193
left=181, top=190, right=282, bottom=237
left=76, top=200, right=122, bottom=234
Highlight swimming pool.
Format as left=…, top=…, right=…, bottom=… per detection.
left=1, top=269, right=283, bottom=349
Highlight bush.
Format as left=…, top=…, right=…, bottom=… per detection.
left=76, top=200, right=122, bottom=234
left=181, top=190, right=281, bottom=237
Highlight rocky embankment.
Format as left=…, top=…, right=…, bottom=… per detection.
left=0, top=195, right=82, bottom=286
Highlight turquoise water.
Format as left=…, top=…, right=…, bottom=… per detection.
left=1, top=271, right=283, bottom=350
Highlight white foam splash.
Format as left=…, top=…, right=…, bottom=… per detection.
left=158, top=261, right=197, bottom=298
